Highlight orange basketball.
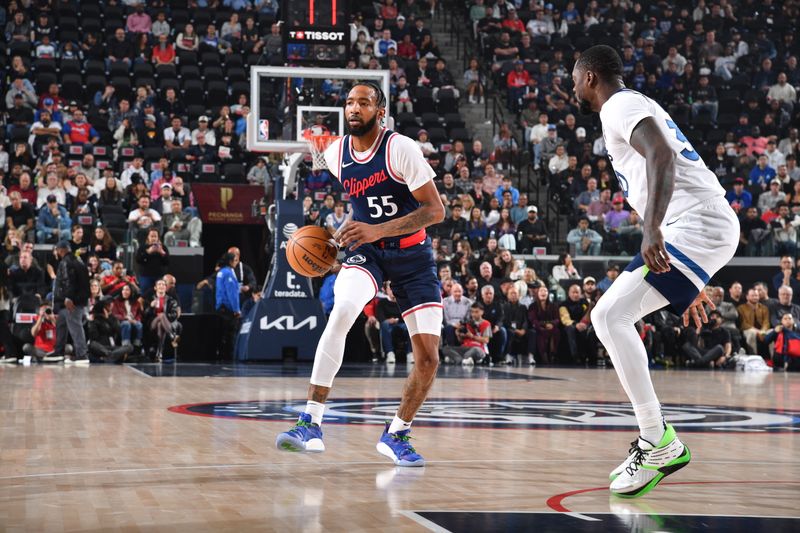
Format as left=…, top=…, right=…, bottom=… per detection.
left=285, top=225, right=338, bottom=277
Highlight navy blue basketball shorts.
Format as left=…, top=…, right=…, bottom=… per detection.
left=339, top=233, right=443, bottom=337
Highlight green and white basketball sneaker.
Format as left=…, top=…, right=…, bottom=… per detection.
left=609, top=424, right=691, bottom=498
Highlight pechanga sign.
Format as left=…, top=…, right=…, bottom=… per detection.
left=193, top=184, right=264, bottom=225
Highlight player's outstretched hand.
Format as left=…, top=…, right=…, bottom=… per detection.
left=683, top=290, right=715, bottom=329
left=641, top=227, right=671, bottom=274
left=335, top=221, right=383, bottom=251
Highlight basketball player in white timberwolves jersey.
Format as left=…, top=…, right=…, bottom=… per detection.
left=572, top=45, right=739, bottom=497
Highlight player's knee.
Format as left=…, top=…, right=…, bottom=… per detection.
left=591, top=300, right=614, bottom=337
left=326, top=300, right=361, bottom=331
left=415, top=349, right=439, bottom=374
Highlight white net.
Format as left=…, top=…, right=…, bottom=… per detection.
left=303, top=132, right=339, bottom=171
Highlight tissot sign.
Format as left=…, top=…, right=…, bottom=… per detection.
left=169, top=399, right=800, bottom=433
left=288, top=31, right=346, bottom=41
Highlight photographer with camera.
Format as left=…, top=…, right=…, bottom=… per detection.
left=23, top=303, right=63, bottom=363
left=442, top=302, right=492, bottom=366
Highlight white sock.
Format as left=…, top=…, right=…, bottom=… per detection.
left=592, top=271, right=671, bottom=446
left=634, top=401, right=665, bottom=445
left=388, top=415, right=412, bottom=434
left=304, top=401, right=325, bottom=426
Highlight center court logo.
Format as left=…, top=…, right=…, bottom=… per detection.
left=168, top=399, right=800, bottom=433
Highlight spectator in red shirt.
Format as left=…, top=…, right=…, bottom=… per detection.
left=9, top=171, right=37, bottom=205
left=23, top=304, right=62, bottom=362
left=151, top=34, right=176, bottom=65
left=101, top=260, right=140, bottom=298
left=506, top=60, right=530, bottom=113
left=62, top=109, right=99, bottom=146
left=38, top=83, right=66, bottom=114
left=397, top=34, right=417, bottom=60
left=501, top=8, right=525, bottom=34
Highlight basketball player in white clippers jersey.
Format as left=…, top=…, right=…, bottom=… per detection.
left=572, top=45, right=739, bottom=497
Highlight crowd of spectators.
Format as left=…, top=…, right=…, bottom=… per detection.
left=304, top=0, right=799, bottom=371
left=316, top=251, right=800, bottom=371
left=2, top=0, right=800, bottom=370
left=0, top=0, right=285, bottom=364
left=465, top=0, right=799, bottom=258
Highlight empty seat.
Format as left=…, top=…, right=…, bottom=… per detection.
left=133, top=62, right=154, bottom=79
left=427, top=127, right=448, bottom=146
left=420, top=112, right=441, bottom=129
left=225, top=54, right=244, bottom=69
left=202, top=66, right=224, bottom=82
left=396, top=112, right=418, bottom=127
left=200, top=52, right=221, bottom=67
left=186, top=105, right=206, bottom=122
left=226, top=67, right=246, bottom=83
left=157, top=77, right=180, bottom=93
left=33, top=58, right=57, bottom=74
left=223, top=163, right=246, bottom=183
left=197, top=163, right=219, bottom=182
left=156, top=64, right=177, bottom=79
left=60, top=74, right=85, bottom=103
left=142, top=146, right=166, bottom=161
left=443, top=113, right=465, bottom=129
left=35, top=72, right=58, bottom=94
left=402, top=125, right=421, bottom=139
left=177, top=50, right=198, bottom=67
left=182, top=79, right=205, bottom=107
left=449, top=127, right=471, bottom=142
left=109, top=61, right=131, bottom=78
left=111, top=76, right=132, bottom=98
left=171, top=9, right=190, bottom=26
left=80, top=17, right=102, bottom=35
left=85, top=60, right=106, bottom=76
left=179, top=65, right=201, bottom=80
left=230, top=81, right=249, bottom=99
left=59, top=58, right=82, bottom=75
left=206, top=81, right=228, bottom=104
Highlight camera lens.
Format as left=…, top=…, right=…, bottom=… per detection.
left=45, top=308, right=53, bottom=314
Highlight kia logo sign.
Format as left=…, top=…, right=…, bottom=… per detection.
left=282, top=223, right=298, bottom=239
left=260, top=315, right=318, bottom=331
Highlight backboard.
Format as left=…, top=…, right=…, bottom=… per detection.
left=246, top=66, right=391, bottom=154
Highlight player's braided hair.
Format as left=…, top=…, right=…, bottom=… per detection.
left=576, top=45, right=624, bottom=82
left=354, top=80, right=387, bottom=109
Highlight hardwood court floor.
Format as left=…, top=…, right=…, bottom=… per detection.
left=0, top=363, right=798, bottom=532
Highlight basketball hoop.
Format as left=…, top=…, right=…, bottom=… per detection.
left=303, top=130, right=339, bottom=171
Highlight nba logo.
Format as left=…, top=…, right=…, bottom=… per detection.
left=258, top=119, right=270, bottom=141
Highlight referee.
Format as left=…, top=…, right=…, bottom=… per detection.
left=215, top=253, right=241, bottom=361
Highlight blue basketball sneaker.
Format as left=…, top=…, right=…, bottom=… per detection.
left=376, top=423, right=425, bottom=467
left=275, top=413, right=325, bottom=453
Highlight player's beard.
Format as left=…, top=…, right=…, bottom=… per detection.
left=347, top=114, right=378, bottom=137
left=578, top=97, right=594, bottom=116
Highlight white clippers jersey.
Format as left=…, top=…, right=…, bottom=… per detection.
left=599, top=89, right=725, bottom=224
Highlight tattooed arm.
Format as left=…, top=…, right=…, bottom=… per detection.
left=335, top=181, right=445, bottom=251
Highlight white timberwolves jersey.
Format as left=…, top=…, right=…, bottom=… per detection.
left=599, top=89, right=725, bottom=224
